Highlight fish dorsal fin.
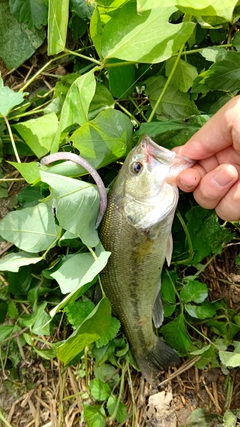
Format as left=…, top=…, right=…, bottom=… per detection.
left=165, top=233, right=173, bottom=267
left=153, top=288, right=164, bottom=328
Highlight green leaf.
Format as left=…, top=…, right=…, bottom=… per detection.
left=175, top=0, right=238, bottom=21
left=8, top=161, right=40, bottom=184
left=94, top=363, right=120, bottom=384
left=34, top=348, right=56, bottom=360
left=194, top=345, right=219, bottom=370
left=0, top=203, right=60, bottom=253
left=219, top=350, right=240, bottom=368
left=7, top=301, right=19, bottom=319
left=50, top=244, right=110, bottom=317
left=70, top=0, right=94, bottom=20
left=89, top=83, right=115, bottom=120
left=136, top=115, right=208, bottom=149
left=71, top=109, right=132, bottom=171
left=107, top=395, right=127, bottom=424
left=160, top=314, right=192, bottom=355
left=0, top=324, right=19, bottom=341
left=107, top=59, right=136, bottom=98
left=48, top=0, right=69, bottom=55
left=51, top=249, right=110, bottom=294
left=190, top=344, right=211, bottom=356
left=20, top=302, right=50, bottom=335
left=0, top=0, right=46, bottom=69
left=233, top=32, right=240, bottom=51
left=0, top=251, right=42, bottom=272
left=192, top=51, right=240, bottom=94
left=180, top=280, right=208, bottom=304
left=90, top=379, right=111, bottom=401
left=9, top=0, right=48, bottom=31
left=40, top=170, right=101, bottom=247
left=207, top=319, right=240, bottom=341
left=14, top=113, right=59, bottom=158
left=100, top=3, right=195, bottom=63
left=199, top=46, right=221, bottom=62
left=0, top=87, right=24, bottom=116
left=223, top=410, right=237, bottom=427
left=65, top=300, right=95, bottom=328
left=185, top=302, right=216, bottom=320
left=186, top=207, right=234, bottom=264
left=96, top=317, right=121, bottom=348
left=137, top=0, right=174, bottom=12
left=57, top=298, right=112, bottom=364
left=145, top=76, right=199, bottom=120
left=84, top=405, right=106, bottom=427
left=31, top=308, right=51, bottom=335
left=183, top=408, right=222, bottom=427
left=58, top=70, right=96, bottom=131
left=165, top=58, right=198, bottom=93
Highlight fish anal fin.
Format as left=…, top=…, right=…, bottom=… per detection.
left=166, top=233, right=173, bottom=267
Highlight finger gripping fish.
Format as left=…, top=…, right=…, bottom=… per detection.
left=99, top=135, right=194, bottom=383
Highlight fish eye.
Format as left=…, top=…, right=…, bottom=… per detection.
left=131, top=161, right=143, bottom=174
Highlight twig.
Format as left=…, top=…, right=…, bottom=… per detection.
left=158, top=356, right=201, bottom=387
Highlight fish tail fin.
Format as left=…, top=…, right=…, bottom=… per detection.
left=135, top=337, right=180, bottom=383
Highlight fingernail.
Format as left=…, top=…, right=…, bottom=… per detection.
left=212, top=167, right=236, bottom=187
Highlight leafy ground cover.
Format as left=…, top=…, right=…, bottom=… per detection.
left=0, top=0, right=240, bottom=425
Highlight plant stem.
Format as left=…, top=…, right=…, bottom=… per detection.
left=109, top=361, right=127, bottom=422
left=175, top=210, right=194, bottom=264
left=64, top=48, right=102, bottom=66
left=147, top=43, right=185, bottom=122
left=176, top=43, right=232, bottom=57
left=115, top=101, right=141, bottom=125
left=127, top=363, right=137, bottom=426
left=185, top=319, right=219, bottom=349
left=0, top=411, right=14, bottom=427
left=42, top=228, right=63, bottom=260
left=19, top=52, right=76, bottom=93
left=0, top=178, right=25, bottom=182
left=3, top=116, right=20, bottom=163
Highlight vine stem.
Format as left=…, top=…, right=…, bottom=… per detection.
left=175, top=210, right=194, bottom=264
left=3, top=115, right=20, bottom=163
left=108, top=361, right=127, bottom=422
left=147, top=14, right=193, bottom=123
left=185, top=319, right=219, bottom=350
left=147, top=43, right=185, bottom=122
left=64, top=48, right=102, bottom=66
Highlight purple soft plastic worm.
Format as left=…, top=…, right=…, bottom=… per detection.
left=40, top=152, right=107, bottom=228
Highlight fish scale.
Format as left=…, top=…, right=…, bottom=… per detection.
left=99, top=135, right=194, bottom=383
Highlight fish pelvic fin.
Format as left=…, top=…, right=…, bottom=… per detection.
left=153, top=291, right=164, bottom=328
left=135, top=337, right=180, bottom=384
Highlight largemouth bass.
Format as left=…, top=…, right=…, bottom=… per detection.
left=99, top=135, right=194, bottom=383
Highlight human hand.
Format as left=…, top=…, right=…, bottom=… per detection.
left=175, top=96, right=240, bottom=221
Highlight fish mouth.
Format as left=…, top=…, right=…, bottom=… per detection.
left=139, top=134, right=195, bottom=172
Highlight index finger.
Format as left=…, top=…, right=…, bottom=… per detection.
left=177, top=96, right=240, bottom=160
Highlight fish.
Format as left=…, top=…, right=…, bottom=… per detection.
left=99, top=135, right=194, bottom=383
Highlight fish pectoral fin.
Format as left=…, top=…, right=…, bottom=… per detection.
left=165, top=233, right=173, bottom=267
left=153, top=291, right=164, bottom=328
